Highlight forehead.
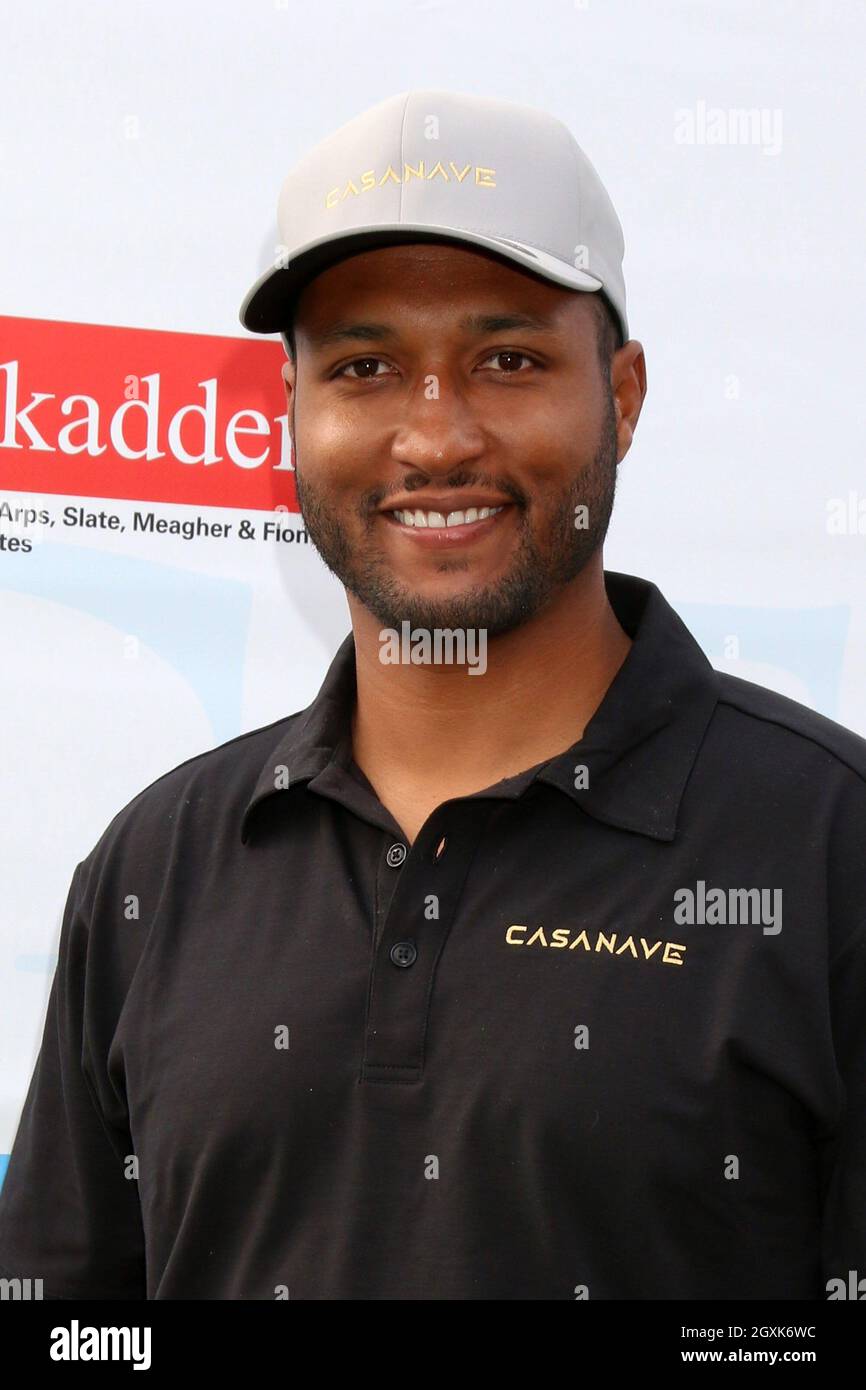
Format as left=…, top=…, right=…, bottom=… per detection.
left=293, top=240, right=596, bottom=339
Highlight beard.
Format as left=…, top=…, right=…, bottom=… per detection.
left=293, top=384, right=619, bottom=639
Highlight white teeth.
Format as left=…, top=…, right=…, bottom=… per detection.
left=392, top=505, right=504, bottom=528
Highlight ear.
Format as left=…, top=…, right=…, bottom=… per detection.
left=280, top=361, right=296, bottom=470
left=611, top=340, right=646, bottom=463
left=281, top=358, right=296, bottom=408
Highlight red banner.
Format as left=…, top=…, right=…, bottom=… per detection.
left=0, top=317, right=298, bottom=512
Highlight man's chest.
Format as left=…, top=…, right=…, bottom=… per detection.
left=115, top=791, right=834, bottom=1198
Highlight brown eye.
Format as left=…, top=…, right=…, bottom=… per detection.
left=337, top=358, right=389, bottom=379
left=482, top=351, right=535, bottom=373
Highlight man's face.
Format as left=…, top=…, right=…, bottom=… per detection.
left=283, top=241, right=641, bottom=637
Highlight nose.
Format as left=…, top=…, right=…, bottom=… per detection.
left=389, top=373, right=486, bottom=477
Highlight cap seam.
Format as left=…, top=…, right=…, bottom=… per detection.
left=397, top=92, right=411, bottom=225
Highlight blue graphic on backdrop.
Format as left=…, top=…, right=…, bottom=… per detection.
left=3, top=542, right=252, bottom=745
left=4, top=541, right=253, bottom=994
left=13, top=954, right=56, bottom=973
left=679, top=600, right=850, bottom=721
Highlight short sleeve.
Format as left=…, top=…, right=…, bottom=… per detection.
left=820, top=772, right=866, bottom=1296
left=0, top=859, right=147, bottom=1299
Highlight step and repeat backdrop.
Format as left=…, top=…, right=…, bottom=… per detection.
left=1, top=0, right=865, bottom=1184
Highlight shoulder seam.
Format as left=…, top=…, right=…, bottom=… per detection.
left=81, top=711, right=304, bottom=862
left=715, top=687, right=866, bottom=788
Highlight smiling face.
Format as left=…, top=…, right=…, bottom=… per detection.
left=283, top=240, right=642, bottom=637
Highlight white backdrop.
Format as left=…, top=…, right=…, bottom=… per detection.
left=2, top=0, right=865, bottom=1179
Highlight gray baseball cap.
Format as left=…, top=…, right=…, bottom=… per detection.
left=239, top=89, right=629, bottom=355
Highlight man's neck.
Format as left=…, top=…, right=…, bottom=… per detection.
left=348, top=560, right=634, bottom=805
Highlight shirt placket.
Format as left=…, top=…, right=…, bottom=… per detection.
left=361, top=800, right=494, bottom=1085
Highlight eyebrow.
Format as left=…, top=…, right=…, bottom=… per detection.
left=307, top=311, right=559, bottom=350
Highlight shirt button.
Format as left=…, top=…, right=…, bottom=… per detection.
left=390, top=940, right=417, bottom=968
left=386, top=842, right=407, bottom=868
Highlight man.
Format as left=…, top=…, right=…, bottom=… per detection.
left=0, top=89, right=863, bottom=1301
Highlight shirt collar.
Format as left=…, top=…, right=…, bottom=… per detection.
left=240, top=570, right=720, bottom=845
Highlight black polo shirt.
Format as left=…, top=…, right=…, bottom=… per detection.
left=1, top=569, right=864, bottom=1301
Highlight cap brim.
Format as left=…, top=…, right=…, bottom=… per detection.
left=238, top=225, right=604, bottom=334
